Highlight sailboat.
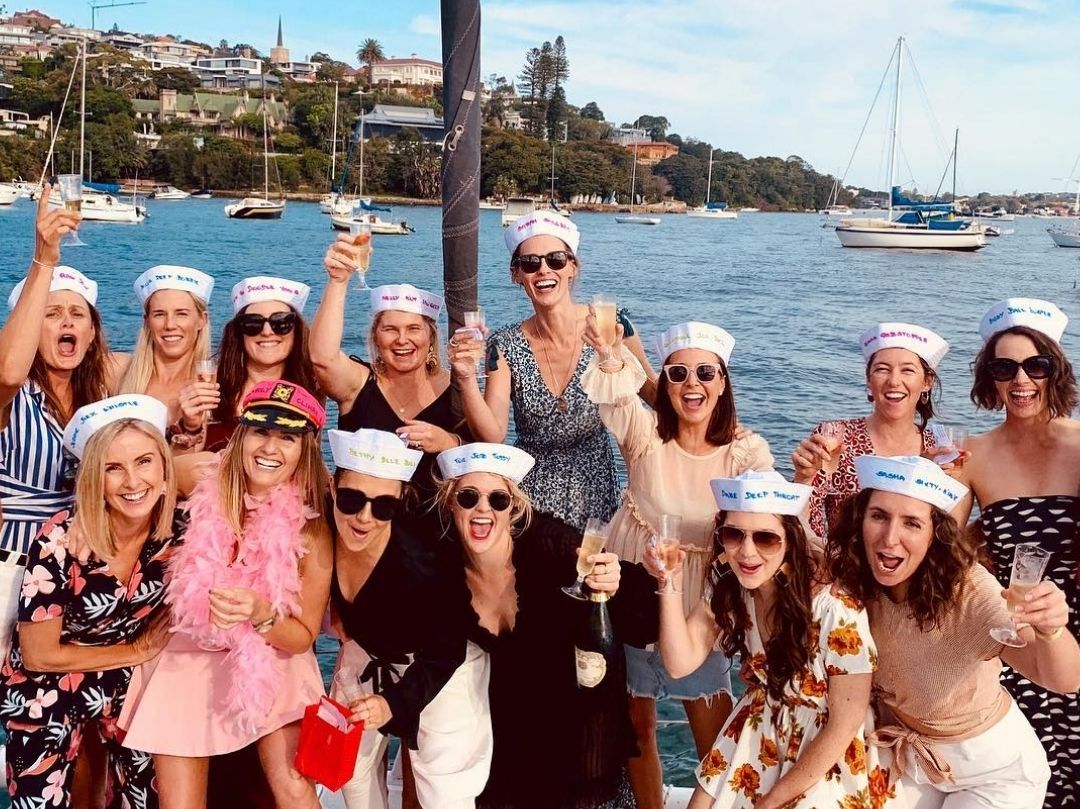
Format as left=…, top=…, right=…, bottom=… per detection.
left=1047, top=179, right=1080, bottom=247
left=546, top=141, right=571, bottom=217
left=225, top=85, right=286, bottom=220
left=319, top=83, right=361, bottom=215
left=686, top=150, right=736, bottom=219
left=615, top=142, right=661, bottom=225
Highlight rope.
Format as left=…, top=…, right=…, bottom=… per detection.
left=37, top=46, right=81, bottom=187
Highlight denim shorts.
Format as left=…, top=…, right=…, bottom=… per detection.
left=624, top=645, right=733, bottom=701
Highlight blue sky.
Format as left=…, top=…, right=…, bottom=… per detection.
left=35, top=0, right=1080, bottom=194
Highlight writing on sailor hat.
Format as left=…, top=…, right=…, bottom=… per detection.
left=710, top=470, right=811, bottom=516
left=8, top=266, right=98, bottom=310
left=504, top=209, right=581, bottom=256
left=860, top=322, right=949, bottom=369
left=62, top=394, right=168, bottom=460
left=436, top=442, right=535, bottom=484
left=656, top=322, right=735, bottom=364
left=231, top=276, right=311, bottom=315
left=370, top=284, right=444, bottom=320
left=979, top=298, right=1068, bottom=344
left=854, top=455, right=968, bottom=513
left=134, top=265, right=214, bottom=305
left=330, top=428, right=422, bottom=482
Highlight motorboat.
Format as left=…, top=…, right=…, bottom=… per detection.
left=151, top=185, right=190, bottom=200
left=0, top=183, right=20, bottom=205
left=330, top=212, right=414, bottom=235
left=47, top=188, right=146, bottom=223
left=501, top=196, right=536, bottom=227
left=479, top=197, right=506, bottom=210
left=614, top=215, right=662, bottom=225
left=225, top=196, right=286, bottom=220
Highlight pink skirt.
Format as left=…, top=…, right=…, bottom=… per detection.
left=119, top=632, right=325, bottom=757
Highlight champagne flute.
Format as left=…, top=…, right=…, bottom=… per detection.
left=652, top=513, right=682, bottom=595
left=464, top=307, right=486, bottom=381
left=990, top=543, right=1052, bottom=648
left=196, top=358, right=218, bottom=425
left=563, top=517, right=609, bottom=601
left=929, top=422, right=968, bottom=466
left=333, top=665, right=373, bottom=707
left=592, top=294, right=619, bottom=370
left=57, top=174, right=86, bottom=247
left=819, top=421, right=845, bottom=481
left=349, top=220, right=373, bottom=290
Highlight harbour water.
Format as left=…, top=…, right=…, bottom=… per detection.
left=0, top=199, right=1077, bottom=787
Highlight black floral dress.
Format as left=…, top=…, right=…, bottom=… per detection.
left=0, top=508, right=180, bottom=809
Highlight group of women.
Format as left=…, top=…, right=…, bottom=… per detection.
left=0, top=184, right=1075, bottom=809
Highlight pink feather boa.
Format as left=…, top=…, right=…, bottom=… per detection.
left=166, top=474, right=312, bottom=734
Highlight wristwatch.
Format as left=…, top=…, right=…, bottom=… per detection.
left=1034, top=625, right=1065, bottom=641
left=252, top=611, right=279, bottom=634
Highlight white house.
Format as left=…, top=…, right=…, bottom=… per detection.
left=371, top=55, right=443, bottom=87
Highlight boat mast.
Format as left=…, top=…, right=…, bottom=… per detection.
left=549, top=143, right=556, bottom=204
left=887, top=36, right=903, bottom=219
left=79, top=36, right=86, bottom=180
left=330, top=82, right=339, bottom=192
left=358, top=101, right=366, bottom=199
left=704, top=148, right=713, bottom=206
left=952, top=128, right=958, bottom=204
left=262, top=80, right=270, bottom=200
left=629, top=142, right=638, bottom=213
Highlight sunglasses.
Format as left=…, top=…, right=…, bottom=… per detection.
left=238, top=311, right=297, bottom=337
left=716, top=525, right=784, bottom=551
left=511, top=251, right=575, bottom=273
left=663, top=363, right=725, bottom=384
left=455, top=487, right=513, bottom=512
left=987, top=354, right=1054, bottom=382
left=335, top=488, right=402, bottom=521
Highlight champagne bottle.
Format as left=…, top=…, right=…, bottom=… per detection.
left=575, top=590, right=616, bottom=688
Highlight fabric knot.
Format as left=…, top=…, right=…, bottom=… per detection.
left=868, top=724, right=954, bottom=785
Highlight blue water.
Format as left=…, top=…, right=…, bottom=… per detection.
left=1, top=200, right=1077, bottom=790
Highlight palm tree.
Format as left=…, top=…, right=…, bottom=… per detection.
left=356, top=38, right=385, bottom=87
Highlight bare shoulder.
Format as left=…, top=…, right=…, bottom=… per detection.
left=107, top=351, right=132, bottom=393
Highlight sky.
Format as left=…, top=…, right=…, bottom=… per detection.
left=34, top=0, right=1080, bottom=194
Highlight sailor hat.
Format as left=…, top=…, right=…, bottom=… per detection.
left=134, top=265, right=215, bottom=306
left=854, top=455, right=968, bottom=513
left=979, top=298, right=1068, bottom=344
left=62, top=394, right=168, bottom=460
left=8, top=266, right=98, bottom=310
left=504, top=209, right=581, bottom=256
left=329, top=428, right=422, bottom=482
left=231, top=276, right=311, bottom=315
left=240, top=379, right=325, bottom=433
left=436, top=442, right=535, bottom=484
left=370, top=284, right=444, bottom=321
left=860, top=322, right=949, bottom=369
left=710, top=470, right=811, bottom=516
left=656, top=322, right=735, bottom=365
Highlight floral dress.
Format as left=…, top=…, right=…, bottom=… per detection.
left=0, top=509, right=178, bottom=809
left=695, top=587, right=901, bottom=809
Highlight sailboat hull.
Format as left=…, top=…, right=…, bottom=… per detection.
left=225, top=198, right=286, bottom=219
left=614, top=216, right=661, bottom=225
left=686, top=208, right=737, bottom=219
left=835, top=222, right=986, bottom=250
left=1048, top=228, right=1080, bottom=248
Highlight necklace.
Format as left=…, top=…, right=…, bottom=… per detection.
left=379, top=378, right=415, bottom=416
left=531, top=322, right=574, bottom=414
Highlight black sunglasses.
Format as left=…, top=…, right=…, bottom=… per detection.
left=238, top=311, right=297, bottom=337
left=663, top=363, right=725, bottom=384
left=987, top=354, right=1054, bottom=382
left=335, top=488, right=402, bottom=521
left=716, top=525, right=784, bottom=551
left=455, top=487, right=513, bottom=512
left=511, top=251, right=575, bottom=273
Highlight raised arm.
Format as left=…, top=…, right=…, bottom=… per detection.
left=449, top=327, right=511, bottom=442
left=309, top=238, right=370, bottom=410
left=1000, top=579, right=1080, bottom=694
left=655, top=551, right=721, bottom=678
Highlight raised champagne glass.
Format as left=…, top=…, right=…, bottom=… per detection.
left=819, top=421, right=845, bottom=487
left=990, top=543, right=1051, bottom=648
left=349, top=220, right=373, bottom=290
left=196, top=358, right=218, bottom=425
left=648, top=513, right=683, bottom=594
left=563, top=517, right=609, bottom=601
left=57, top=174, right=86, bottom=247
left=592, top=294, right=619, bottom=370
left=464, top=307, right=486, bottom=381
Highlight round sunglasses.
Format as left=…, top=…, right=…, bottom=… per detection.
left=987, top=354, right=1054, bottom=382
left=511, top=251, right=575, bottom=273
left=715, top=524, right=784, bottom=552
left=455, top=487, right=513, bottom=512
left=663, top=363, right=725, bottom=384
left=335, top=487, right=402, bottom=521
left=238, top=311, right=297, bottom=337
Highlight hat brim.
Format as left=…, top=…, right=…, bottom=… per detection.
left=240, top=405, right=318, bottom=433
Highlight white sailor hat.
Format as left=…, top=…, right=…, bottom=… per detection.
left=230, top=276, right=311, bottom=315
left=504, top=209, right=581, bottom=256
left=134, top=265, right=215, bottom=306
left=62, top=394, right=168, bottom=460
left=710, top=470, right=811, bottom=516
left=329, top=428, right=422, bottom=482
left=860, top=322, right=949, bottom=370
left=854, top=455, right=968, bottom=513
left=8, top=266, right=98, bottom=310
left=436, top=442, right=535, bottom=484
left=979, top=298, right=1068, bottom=344
left=656, top=322, right=735, bottom=364
left=370, top=284, right=444, bottom=321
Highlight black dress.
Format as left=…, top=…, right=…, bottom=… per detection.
left=440, top=512, right=657, bottom=809
left=981, top=495, right=1079, bottom=808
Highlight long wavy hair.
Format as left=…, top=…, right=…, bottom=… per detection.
left=29, top=305, right=110, bottom=424
left=708, top=512, right=821, bottom=701
left=865, top=352, right=940, bottom=428
left=826, top=488, right=978, bottom=629
left=118, top=293, right=211, bottom=396
left=655, top=358, right=736, bottom=445
left=970, top=325, right=1078, bottom=419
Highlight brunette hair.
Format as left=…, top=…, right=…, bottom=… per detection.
left=29, top=305, right=110, bottom=424
left=367, top=311, right=441, bottom=376
left=656, top=359, right=736, bottom=445
left=826, top=488, right=978, bottom=630
left=865, top=353, right=939, bottom=429
left=970, top=326, right=1078, bottom=418
left=707, top=512, right=821, bottom=701
left=118, top=293, right=211, bottom=396
left=214, top=305, right=319, bottom=422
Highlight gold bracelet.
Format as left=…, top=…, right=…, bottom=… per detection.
left=1034, top=625, right=1065, bottom=641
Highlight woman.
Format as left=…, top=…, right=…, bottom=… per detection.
left=829, top=454, right=1079, bottom=808
left=656, top=470, right=898, bottom=809
left=116, top=265, right=214, bottom=425
left=173, top=276, right=317, bottom=453
left=582, top=319, right=772, bottom=807
left=311, top=237, right=463, bottom=496
left=327, top=427, right=491, bottom=809
left=434, top=441, right=656, bottom=808
left=448, top=210, right=655, bottom=530
left=119, top=379, right=333, bottom=809
left=951, top=298, right=1079, bottom=807
left=1, top=394, right=177, bottom=807
left=792, top=322, right=946, bottom=537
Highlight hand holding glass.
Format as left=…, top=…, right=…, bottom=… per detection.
left=334, top=666, right=373, bottom=706
left=990, top=543, right=1051, bottom=648
left=592, top=295, right=620, bottom=370
left=935, top=424, right=969, bottom=466
left=464, top=308, right=486, bottom=381
left=196, top=359, right=218, bottom=424
left=651, top=514, right=682, bottom=594
left=563, top=518, right=609, bottom=601
left=56, top=174, right=86, bottom=247
left=349, top=221, right=373, bottom=290
left=819, top=421, right=845, bottom=478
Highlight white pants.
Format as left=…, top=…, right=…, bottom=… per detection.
left=0, top=561, right=25, bottom=662
left=900, top=701, right=1050, bottom=809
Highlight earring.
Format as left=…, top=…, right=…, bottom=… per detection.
left=774, top=561, right=793, bottom=588
left=373, top=355, right=386, bottom=375
left=425, top=348, right=439, bottom=374
left=920, top=391, right=930, bottom=403
left=710, top=552, right=733, bottom=582
left=866, top=387, right=874, bottom=403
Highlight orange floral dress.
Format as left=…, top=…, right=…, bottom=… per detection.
left=695, top=588, right=901, bottom=808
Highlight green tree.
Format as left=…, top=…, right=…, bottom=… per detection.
left=632, top=114, right=670, bottom=141
left=155, top=67, right=201, bottom=93
left=356, top=38, right=385, bottom=86
left=273, top=131, right=304, bottom=152
left=579, top=101, right=604, bottom=121
left=546, top=85, right=567, bottom=142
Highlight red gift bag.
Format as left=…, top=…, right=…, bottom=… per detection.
left=294, top=696, right=364, bottom=791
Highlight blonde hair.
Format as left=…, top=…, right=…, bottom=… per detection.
left=367, top=311, right=442, bottom=377
left=118, top=294, right=210, bottom=395
left=217, top=423, right=329, bottom=539
left=72, top=420, right=177, bottom=559
left=433, top=472, right=533, bottom=537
